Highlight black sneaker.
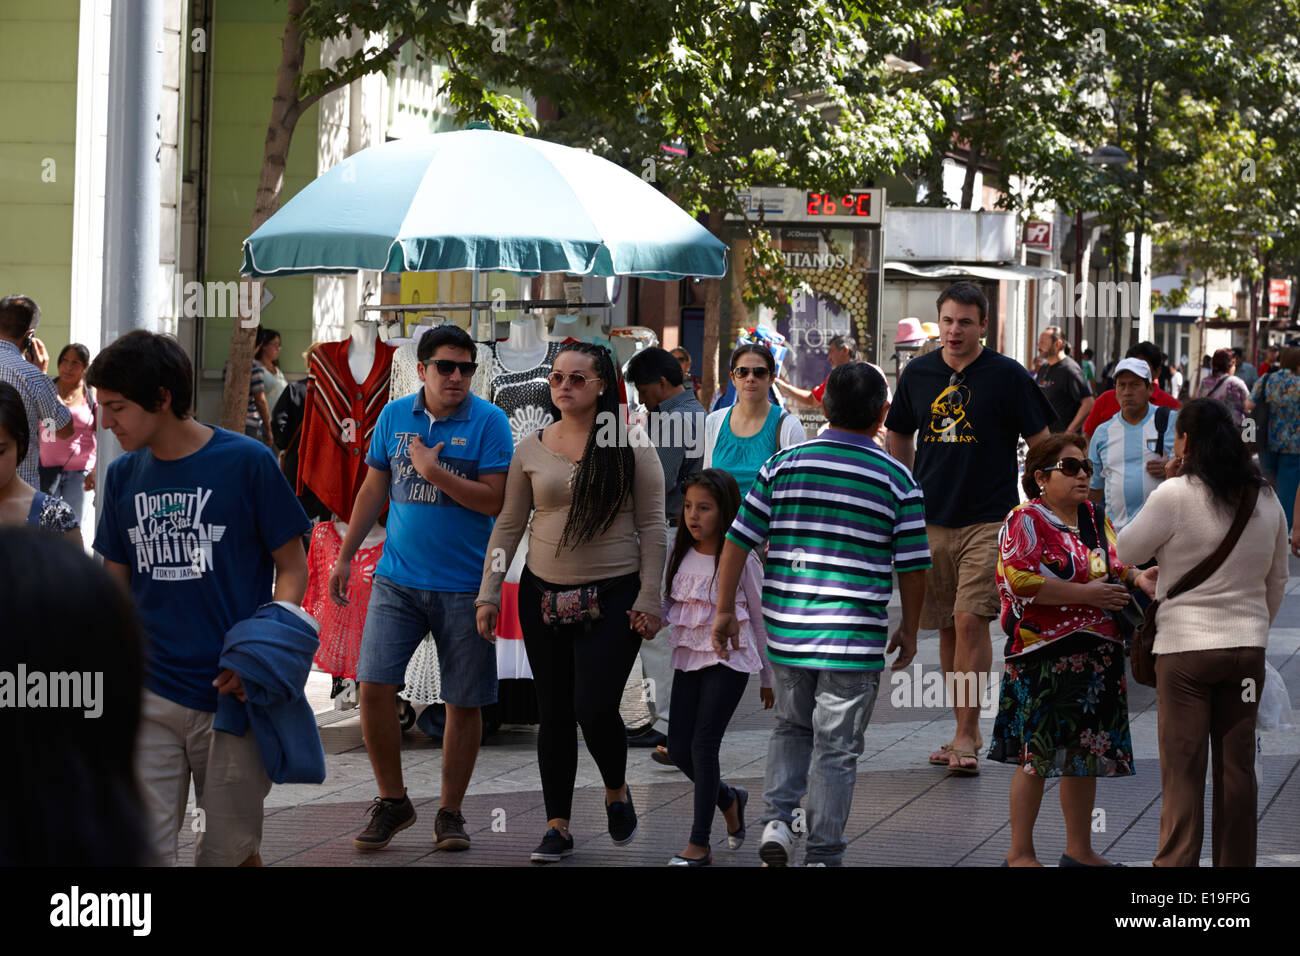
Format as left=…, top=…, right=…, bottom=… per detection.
left=530, top=827, right=574, bottom=863
left=354, top=795, right=416, bottom=851
left=606, top=786, right=638, bottom=845
left=434, top=808, right=470, bottom=851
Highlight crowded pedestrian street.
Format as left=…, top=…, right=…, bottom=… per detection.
left=4, top=0, right=1300, bottom=940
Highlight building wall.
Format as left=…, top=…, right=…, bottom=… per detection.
left=197, top=0, right=320, bottom=420
left=0, top=0, right=80, bottom=351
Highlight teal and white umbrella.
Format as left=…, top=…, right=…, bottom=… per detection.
left=241, top=127, right=727, bottom=280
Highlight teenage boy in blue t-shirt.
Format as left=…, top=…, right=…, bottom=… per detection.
left=90, top=330, right=310, bottom=867
left=329, top=324, right=513, bottom=854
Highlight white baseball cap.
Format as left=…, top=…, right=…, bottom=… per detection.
left=1113, top=357, right=1152, bottom=382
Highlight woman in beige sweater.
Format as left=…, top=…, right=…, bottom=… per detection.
left=476, top=342, right=665, bottom=864
left=1116, top=398, right=1289, bottom=866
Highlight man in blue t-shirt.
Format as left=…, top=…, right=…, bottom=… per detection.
left=329, top=324, right=513, bottom=854
left=90, top=331, right=310, bottom=867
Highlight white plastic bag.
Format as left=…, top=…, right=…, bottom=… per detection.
left=1257, top=660, right=1295, bottom=732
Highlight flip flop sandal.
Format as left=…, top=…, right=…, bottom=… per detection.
left=929, top=743, right=954, bottom=766
left=947, top=750, right=981, bottom=776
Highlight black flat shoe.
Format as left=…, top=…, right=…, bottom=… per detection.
left=626, top=726, right=668, bottom=748
left=668, top=852, right=711, bottom=866
left=726, top=785, right=748, bottom=850
left=1059, top=853, right=1123, bottom=867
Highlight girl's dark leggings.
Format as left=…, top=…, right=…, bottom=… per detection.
left=518, top=567, right=644, bottom=821
left=667, top=663, right=749, bottom=847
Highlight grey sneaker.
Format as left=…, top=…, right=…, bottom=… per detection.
left=434, top=808, right=471, bottom=851
left=354, top=795, right=416, bottom=851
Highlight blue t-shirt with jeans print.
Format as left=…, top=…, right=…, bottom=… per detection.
left=366, top=389, right=514, bottom=592
left=94, top=427, right=310, bottom=712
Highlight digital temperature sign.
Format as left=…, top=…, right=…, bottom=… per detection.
left=726, top=187, right=884, bottom=225
left=805, top=192, right=874, bottom=218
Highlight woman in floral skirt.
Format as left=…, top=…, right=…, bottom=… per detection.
left=991, top=432, right=1157, bottom=867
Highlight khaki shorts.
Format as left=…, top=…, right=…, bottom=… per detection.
left=136, top=689, right=271, bottom=867
left=920, top=522, right=1002, bottom=630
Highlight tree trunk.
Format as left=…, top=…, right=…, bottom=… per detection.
left=1248, top=274, right=1259, bottom=369
left=699, top=209, right=727, bottom=410
left=1130, top=75, right=1150, bottom=346
left=960, top=142, right=983, bottom=211
left=220, top=0, right=309, bottom=433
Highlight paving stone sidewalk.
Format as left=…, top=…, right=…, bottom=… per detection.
left=176, top=563, right=1300, bottom=868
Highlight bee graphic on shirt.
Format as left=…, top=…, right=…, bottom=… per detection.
left=926, top=384, right=977, bottom=443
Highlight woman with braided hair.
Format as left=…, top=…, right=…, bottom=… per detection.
left=477, top=341, right=666, bottom=863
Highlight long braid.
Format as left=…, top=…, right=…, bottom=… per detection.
left=556, top=342, right=636, bottom=553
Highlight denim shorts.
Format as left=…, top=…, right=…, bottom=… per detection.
left=357, top=575, right=498, bottom=707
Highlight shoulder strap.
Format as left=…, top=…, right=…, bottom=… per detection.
left=1153, top=405, right=1171, bottom=456
left=1167, top=484, right=1259, bottom=600
left=773, top=408, right=791, bottom=455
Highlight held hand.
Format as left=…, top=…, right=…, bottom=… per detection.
left=1164, top=457, right=1183, bottom=479
left=1145, top=456, right=1169, bottom=479
left=1080, top=578, right=1132, bottom=611
left=213, top=668, right=247, bottom=702
left=83, top=471, right=95, bottom=492
left=327, top=559, right=351, bottom=607
left=759, top=687, right=774, bottom=709
left=409, top=435, right=444, bottom=482
left=628, top=610, right=660, bottom=639
left=1134, top=567, right=1159, bottom=599
left=711, top=611, right=739, bottom=659
left=476, top=604, right=499, bottom=644
left=886, top=626, right=918, bottom=670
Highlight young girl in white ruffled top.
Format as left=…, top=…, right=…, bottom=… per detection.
left=648, top=468, right=773, bottom=866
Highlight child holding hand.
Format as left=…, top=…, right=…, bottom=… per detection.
left=635, top=469, right=772, bottom=866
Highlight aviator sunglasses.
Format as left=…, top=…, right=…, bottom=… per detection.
left=732, top=366, right=771, bottom=380
left=1040, top=456, right=1093, bottom=478
left=547, top=371, right=595, bottom=388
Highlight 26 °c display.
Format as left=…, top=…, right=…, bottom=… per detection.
left=805, top=192, right=873, bottom=217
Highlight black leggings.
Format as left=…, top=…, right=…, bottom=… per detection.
left=667, top=663, right=748, bottom=847
left=519, top=567, right=644, bottom=821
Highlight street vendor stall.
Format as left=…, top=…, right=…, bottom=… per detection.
left=241, top=125, right=728, bottom=729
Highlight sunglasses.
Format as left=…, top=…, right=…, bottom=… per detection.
left=732, top=366, right=771, bottom=380
left=425, top=359, right=478, bottom=378
left=947, top=372, right=965, bottom=389
left=547, top=371, right=594, bottom=388
left=1041, top=456, right=1093, bottom=478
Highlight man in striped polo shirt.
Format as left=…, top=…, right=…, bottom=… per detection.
left=711, top=362, right=930, bottom=866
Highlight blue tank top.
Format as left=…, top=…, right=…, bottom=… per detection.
left=713, top=404, right=783, bottom=499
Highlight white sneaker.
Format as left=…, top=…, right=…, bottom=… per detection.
left=759, top=820, right=794, bottom=867
left=805, top=862, right=827, bottom=867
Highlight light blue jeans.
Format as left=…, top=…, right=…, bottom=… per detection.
left=761, top=662, right=880, bottom=865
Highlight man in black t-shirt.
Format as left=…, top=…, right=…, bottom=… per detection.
left=1035, top=325, right=1093, bottom=433
left=885, top=282, right=1052, bottom=776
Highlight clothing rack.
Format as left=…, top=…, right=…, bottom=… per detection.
left=360, top=299, right=613, bottom=342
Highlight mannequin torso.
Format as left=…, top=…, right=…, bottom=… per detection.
left=348, top=322, right=379, bottom=383
left=496, top=317, right=549, bottom=372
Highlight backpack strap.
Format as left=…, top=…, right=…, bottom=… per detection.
left=1153, top=405, right=1171, bottom=457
